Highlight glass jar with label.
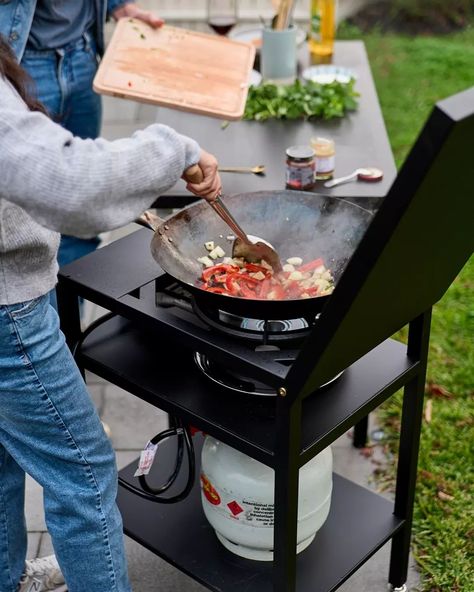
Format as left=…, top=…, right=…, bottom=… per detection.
left=311, top=136, right=335, bottom=180
left=285, top=145, right=316, bottom=190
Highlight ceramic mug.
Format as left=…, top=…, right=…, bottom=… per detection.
left=261, top=26, right=297, bottom=85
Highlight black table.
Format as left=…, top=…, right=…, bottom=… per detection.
left=154, top=41, right=396, bottom=210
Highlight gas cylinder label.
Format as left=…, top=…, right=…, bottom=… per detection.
left=200, top=475, right=221, bottom=505
left=200, top=472, right=274, bottom=527
left=244, top=501, right=274, bottom=526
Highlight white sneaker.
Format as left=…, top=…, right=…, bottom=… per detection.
left=18, top=555, right=67, bottom=592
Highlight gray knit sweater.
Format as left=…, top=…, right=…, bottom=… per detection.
left=0, top=76, right=201, bottom=305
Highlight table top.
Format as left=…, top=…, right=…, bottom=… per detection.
left=153, top=41, right=396, bottom=209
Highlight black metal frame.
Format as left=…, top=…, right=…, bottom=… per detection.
left=57, top=88, right=473, bottom=592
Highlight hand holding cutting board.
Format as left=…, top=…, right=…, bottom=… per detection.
left=111, top=3, right=164, bottom=29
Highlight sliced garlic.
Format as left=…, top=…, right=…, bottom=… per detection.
left=197, top=256, right=214, bottom=267
left=286, top=257, right=303, bottom=266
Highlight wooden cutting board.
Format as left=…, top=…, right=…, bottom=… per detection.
left=93, top=19, right=256, bottom=120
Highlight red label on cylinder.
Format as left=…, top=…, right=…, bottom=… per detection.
left=200, top=474, right=221, bottom=505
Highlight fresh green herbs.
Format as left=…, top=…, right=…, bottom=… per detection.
left=243, top=79, right=359, bottom=122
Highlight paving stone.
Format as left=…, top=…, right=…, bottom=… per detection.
left=25, top=475, right=46, bottom=533
left=37, top=532, right=54, bottom=558
left=100, top=383, right=169, bottom=450
left=101, top=121, right=153, bottom=141
left=339, top=542, right=420, bottom=592
left=26, top=532, right=42, bottom=559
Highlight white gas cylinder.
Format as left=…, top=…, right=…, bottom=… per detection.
left=200, top=436, right=333, bottom=561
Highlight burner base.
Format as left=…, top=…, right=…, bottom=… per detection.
left=194, top=352, right=343, bottom=396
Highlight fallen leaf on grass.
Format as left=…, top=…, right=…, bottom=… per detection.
left=359, top=446, right=374, bottom=458
left=424, top=398, right=433, bottom=423
left=425, top=380, right=453, bottom=399
left=455, top=417, right=474, bottom=428
left=437, top=489, right=454, bottom=501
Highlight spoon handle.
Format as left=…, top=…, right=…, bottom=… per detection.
left=209, top=196, right=251, bottom=244
left=324, top=170, right=359, bottom=188
left=218, top=167, right=258, bottom=174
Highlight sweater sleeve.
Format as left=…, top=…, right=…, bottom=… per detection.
left=0, top=106, right=201, bottom=238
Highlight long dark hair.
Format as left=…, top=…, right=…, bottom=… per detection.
left=0, top=35, right=47, bottom=114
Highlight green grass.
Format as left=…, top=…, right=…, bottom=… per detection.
left=339, top=23, right=474, bottom=166
left=338, top=23, right=474, bottom=592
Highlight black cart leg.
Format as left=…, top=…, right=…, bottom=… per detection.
left=273, top=397, right=302, bottom=592
left=56, top=277, right=83, bottom=376
left=353, top=415, right=369, bottom=448
left=389, top=311, right=431, bottom=590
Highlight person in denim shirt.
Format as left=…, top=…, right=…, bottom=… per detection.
left=0, top=1, right=164, bottom=308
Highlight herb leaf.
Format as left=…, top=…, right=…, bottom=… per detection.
left=243, top=79, right=359, bottom=122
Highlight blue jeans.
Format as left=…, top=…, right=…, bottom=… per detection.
left=0, top=295, right=131, bottom=592
left=21, top=34, right=102, bottom=295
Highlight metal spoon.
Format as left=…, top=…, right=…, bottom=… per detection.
left=218, top=165, right=266, bottom=176
left=209, top=195, right=283, bottom=272
left=324, top=167, right=383, bottom=188
left=185, top=164, right=282, bottom=272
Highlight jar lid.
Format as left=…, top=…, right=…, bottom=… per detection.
left=311, top=136, right=335, bottom=154
left=286, top=145, right=315, bottom=161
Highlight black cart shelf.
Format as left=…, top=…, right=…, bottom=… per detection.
left=75, top=313, right=409, bottom=592
left=58, top=88, right=473, bottom=592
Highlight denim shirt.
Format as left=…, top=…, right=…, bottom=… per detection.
left=0, top=0, right=132, bottom=60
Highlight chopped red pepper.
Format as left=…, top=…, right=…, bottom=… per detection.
left=298, top=258, right=324, bottom=273
left=267, top=284, right=286, bottom=300
left=244, top=263, right=270, bottom=274
left=239, top=283, right=257, bottom=298
left=204, top=286, right=227, bottom=294
left=202, top=264, right=239, bottom=282
left=257, top=278, right=272, bottom=299
left=198, top=256, right=331, bottom=301
left=224, top=273, right=241, bottom=295
left=286, top=281, right=305, bottom=299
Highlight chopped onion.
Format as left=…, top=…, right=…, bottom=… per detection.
left=197, top=256, right=214, bottom=267
left=209, top=245, right=226, bottom=259
left=286, top=257, right=303, bottom=266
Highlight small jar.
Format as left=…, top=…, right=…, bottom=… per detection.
left=285, top=145, right=316, bottom=190
left=311, top=136, right=335, bottom=180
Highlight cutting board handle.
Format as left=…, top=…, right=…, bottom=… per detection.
left=183, top=164, right=204, bottom=184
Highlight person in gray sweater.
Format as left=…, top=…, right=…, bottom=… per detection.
left=0, top=36, right=220, bottom=592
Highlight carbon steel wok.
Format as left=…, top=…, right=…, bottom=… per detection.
left=142, top=190, right=372, bottom=320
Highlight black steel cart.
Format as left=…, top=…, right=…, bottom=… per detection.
left=57, top=88, right=473, bottom=592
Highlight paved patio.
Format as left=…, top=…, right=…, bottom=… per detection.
left=24, top=93, right=421, bottom=591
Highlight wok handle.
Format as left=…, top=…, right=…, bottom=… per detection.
left=135, top=211, right=165, bottom=231
left=183, top=164, right=204, bottom=184
left=136, top=164, right=203, bottom=231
